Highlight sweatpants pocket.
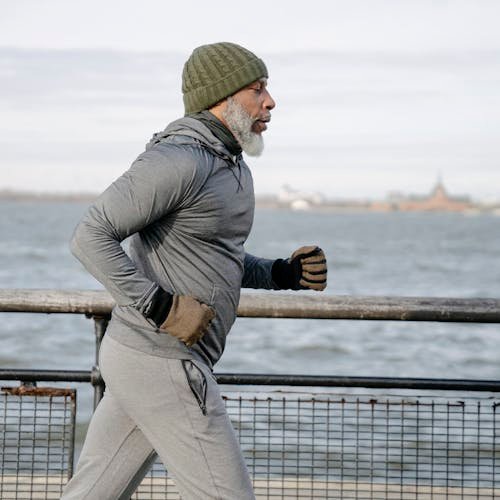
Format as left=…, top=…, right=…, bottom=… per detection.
left=181, top=359, right=208, bottom=415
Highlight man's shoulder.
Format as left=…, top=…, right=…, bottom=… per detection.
left=128, top=141, right=213, bottom=189
left=137, top=140, right=201, bottom=164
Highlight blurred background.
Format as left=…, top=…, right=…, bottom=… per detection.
left=1, top=0, right=500, bottom=199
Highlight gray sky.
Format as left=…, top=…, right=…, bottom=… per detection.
left=3, top=0, right=500, bottom=53
left=1, top=0, right=499, bottom=199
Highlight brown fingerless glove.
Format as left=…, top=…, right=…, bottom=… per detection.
left=272, top=246, right=328, bottom=291
left=160, top=296, right=215, bottom=347
left=144, top=288, right=215, bottom=347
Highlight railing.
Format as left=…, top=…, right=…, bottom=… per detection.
left=1, top=290, right=500, bottom=499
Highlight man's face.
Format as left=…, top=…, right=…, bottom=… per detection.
left=231, top=78, right=275, bottom=134
left=220, top=78, right=275, bottom=156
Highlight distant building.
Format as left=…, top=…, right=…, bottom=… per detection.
left=278, top=185, right=325, bottom=211
left=373, top=178, right=474, bottom=213
left=255, top=178, right=492, bottom=214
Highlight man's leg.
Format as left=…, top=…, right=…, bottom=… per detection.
left=61, top=391, right=157, bottom=500
left=101, top=335, right=255, bottom=500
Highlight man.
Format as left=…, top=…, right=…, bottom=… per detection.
left=61, top=42, right=327, bottom=500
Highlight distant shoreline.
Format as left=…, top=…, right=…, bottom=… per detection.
left=1, top=189, right=499, bottom=215
left=0, top=190, right=98, bottom=203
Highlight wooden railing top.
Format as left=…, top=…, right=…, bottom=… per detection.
left=1, top=289, right=500, bottom=323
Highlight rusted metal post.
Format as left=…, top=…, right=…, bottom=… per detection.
left=90, top=315, right=109, bottom=409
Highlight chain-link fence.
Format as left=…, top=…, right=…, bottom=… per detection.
left=0, top=386, right=76, bottom=500
left=1, top=384, right=499, bottom=499
left=2, top=291, right=500, bottom=498
left=131, top=388, right=500, bottom=499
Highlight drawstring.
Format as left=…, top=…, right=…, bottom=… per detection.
left=183, top=139, right=244, bottom=192
left=206, top=145, right=243, bottom=192
left=229, top=154, right=243, bottom=192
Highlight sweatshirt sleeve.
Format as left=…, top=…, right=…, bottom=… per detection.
left=241, top=252, right=280, bottom=290
left=70, top=149, right=196, bottom=310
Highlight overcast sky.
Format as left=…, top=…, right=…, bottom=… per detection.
left=1, top=0, right=499, bottom=199
left=3, top=0, right=500, bottom=53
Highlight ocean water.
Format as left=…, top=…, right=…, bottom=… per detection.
left=1, top=201, right=500, bottom=446
left=1, top=200, right=500, bottom=376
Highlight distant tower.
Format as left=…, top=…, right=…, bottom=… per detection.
left=386, top=171, right=472, bottom=211
left=431, top=172, right=447, bottom=198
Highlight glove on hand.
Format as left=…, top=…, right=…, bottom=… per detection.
left=272, top=246, right=327, bottom=291
left=144, top=288, right=215, bottom=346
left=159, top=295, right=215, bottom=347
left=290, top=245, right=328, bottom=290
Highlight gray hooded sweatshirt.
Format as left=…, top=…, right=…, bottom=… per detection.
left=70, top=117, right=277, bottom=368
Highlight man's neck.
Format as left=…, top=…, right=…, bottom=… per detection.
left=190, top=110, right=242, bottom=156
left=207, top=108, right=229, bottom=129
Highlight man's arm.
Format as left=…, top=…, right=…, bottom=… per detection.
left=242, top=247, right=328, bottom=291
left=242, top=253, right=277, bottom=289
left=70, top=149, right=195, bottom=314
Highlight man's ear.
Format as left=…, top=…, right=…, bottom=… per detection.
left=208, top=99, right=229, bottom=127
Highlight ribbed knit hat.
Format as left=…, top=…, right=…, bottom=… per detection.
left=182, top=42, right=268, bottom=115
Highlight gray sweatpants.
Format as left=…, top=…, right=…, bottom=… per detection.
left=61, top=335, right=255, bottom=500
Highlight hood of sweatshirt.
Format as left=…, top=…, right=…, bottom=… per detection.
left=145, top=116, right=239, bottom=164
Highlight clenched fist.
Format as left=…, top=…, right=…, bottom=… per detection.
left=290, top=246, right=327, bottom=291
left=272, top=246, right=328, bottom=291
left=159, top=295, right=215, bottom=347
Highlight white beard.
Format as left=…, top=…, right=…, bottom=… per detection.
left=222, top=97, right=264, bottom=157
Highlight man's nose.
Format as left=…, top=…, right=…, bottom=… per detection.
left=264, top=90, right=276, bottom=111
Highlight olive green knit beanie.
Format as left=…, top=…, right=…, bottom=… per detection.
left=182, top=42, right=268, bottom=115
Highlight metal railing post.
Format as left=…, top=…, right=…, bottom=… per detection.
left=90, top=315, right=109, bottom=409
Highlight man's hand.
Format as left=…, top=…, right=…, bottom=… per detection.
left=159, top=296, right=215, bottom=347
left=272, top=245, right=328, bottom=291
left=290, top=246, right=327, bottom=291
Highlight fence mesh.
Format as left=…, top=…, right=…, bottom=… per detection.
left=132, top=389, right=500, bottom=499
left=0, top=386, right=76, bottom=500
left=1, top=385, right=499, bottom=499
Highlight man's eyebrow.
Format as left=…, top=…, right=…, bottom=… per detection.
left=248, top=78, right=267, bottom=89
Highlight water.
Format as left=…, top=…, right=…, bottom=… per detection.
left=1, top=201, right=499, bottom=448
left=1, top=201, right=500, bottom=376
